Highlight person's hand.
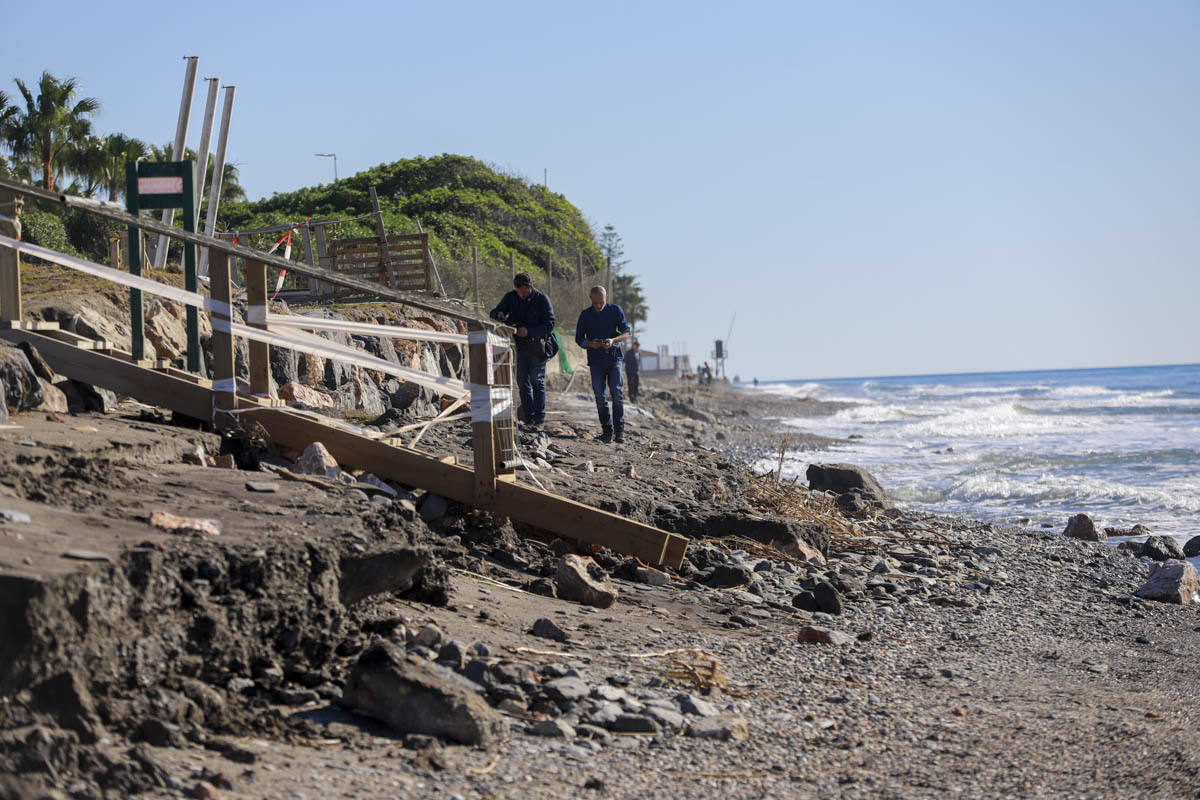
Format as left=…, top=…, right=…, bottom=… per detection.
left=516, top=327, right=528, bottom=337
left=603, top=338, right=613, bottom=348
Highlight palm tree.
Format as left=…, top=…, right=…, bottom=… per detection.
left=63, top=135, right=108, bottom=197
left=6, top=72, right=100, bottom=191
left=612, top=273, right=649, bottom=334
left=99, top=133, right=148, bottom=202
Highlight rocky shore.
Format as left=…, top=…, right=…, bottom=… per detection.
left=1, top=330, right=1199, bottom=799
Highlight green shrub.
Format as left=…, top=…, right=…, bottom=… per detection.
left=20, top=209, right=74, bottom=254
left=64, top=209, right=124, bottom=262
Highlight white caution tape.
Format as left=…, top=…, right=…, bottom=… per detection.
left=0, top=235, right=232, bottom=317
left=467, top=329, right=511, bottom=348
left=267, top=313, right=469, bottom=345
left=212, top=377, right=237, bottom=392
left=211, top=316, right=468, bottom=397
left=246, top=305, right=267, bottom=325
left=470, top=386, right=512, bottom=422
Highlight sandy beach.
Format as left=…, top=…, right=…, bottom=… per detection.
left=2, top=367, right=1198, bottom=799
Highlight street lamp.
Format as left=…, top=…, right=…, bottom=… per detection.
left=314, top=153, right=338, bottom=183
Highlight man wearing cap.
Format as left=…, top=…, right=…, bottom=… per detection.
left=490, top=273, right=555, bottom=428
left=575, top=285, right=631, bottom=443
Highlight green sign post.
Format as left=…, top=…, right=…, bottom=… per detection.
left=125, top=160, right=199, bottom=370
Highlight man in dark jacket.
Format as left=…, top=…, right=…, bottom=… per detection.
left=625, top=341, right=641, bottom=404
left=575, top=285, right=631, bottom=443
left=490, top=273, right=555, bottom=428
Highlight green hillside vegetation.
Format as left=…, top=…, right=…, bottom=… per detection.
left=221, top=155, right=606, bottom=286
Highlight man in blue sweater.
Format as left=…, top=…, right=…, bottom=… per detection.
left=490, top=273, right=555, bottom=428
left=575, top=285, right=631, bottom=443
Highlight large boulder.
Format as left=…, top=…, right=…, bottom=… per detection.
left=1064, top=513, right=1104, bottom=542
left=1137, top=535, right=1185, bottom=562
left=35, top=378, right=69, bottom=413
left=1134, top=560, right=1200, bottom=605
left=296, top=442, right=341, bottom=481
left=343, top=643, right=505, bottom=746
left=1183, top=536, right=1200, bottom=558
left=0, top=342, right=44, bottom=411
left=144, top=299, right=188, bottom=359
left=278, top=381, right=336, bottom=410
left=269, top=346, right=299, bottom=388
left=555, top=554, right=618, bottom=608
left=806, top=463, right=892, bottom=510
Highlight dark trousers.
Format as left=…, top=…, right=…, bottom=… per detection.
left=625, top=367, right=640, bottom=403
left=515, top=349, right=547, bottom=423
left=590, top=359, right=624, bottom=428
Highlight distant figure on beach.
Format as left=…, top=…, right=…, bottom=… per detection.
left=575, top=285, right=631, bottom=444
left=490, top=272, right=555, bottom=429
left=626, top=341, right=641, bottom=404
left=700, top=362, right=713, bottom=385
left=753, top=377, right=759, bottom=387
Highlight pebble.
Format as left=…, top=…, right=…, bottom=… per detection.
left=0, top=509, right=31, bottom=524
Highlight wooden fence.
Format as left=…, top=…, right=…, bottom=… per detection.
left=329, top=233, right=433, bottom=292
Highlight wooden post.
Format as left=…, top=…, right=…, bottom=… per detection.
left=468, top=321, right=497, bottom=504
left=472, top=245, right=479, bottom=312
left=369, top=186, right=396, bottom=289
left=301, top=222, right=320, bottom=297
left=314, top=223, right=330, bottom=271
left=493, top=339, right=516, bottom=476
left=245, top=258, right=271, bottom=397
left=209, top=250, right=237, bottom=423
left=509, top=251, right=515, bottom=285
left=605, top=254, right=612, bottom=298
left=0, top=189, right=22, bottom=323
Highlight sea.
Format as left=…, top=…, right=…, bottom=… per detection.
left=745, top=363, right=1200, bottom=545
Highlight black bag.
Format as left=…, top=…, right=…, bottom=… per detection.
left=525, top=332, right=559, bottom=361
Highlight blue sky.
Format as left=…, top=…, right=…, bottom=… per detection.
left=6, top=0, right=1199, bottom=380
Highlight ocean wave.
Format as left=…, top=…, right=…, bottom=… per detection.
left=946, top=473, right=1200, bottom=514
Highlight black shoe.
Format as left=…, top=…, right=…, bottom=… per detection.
left=614, top=425, right=625, bottom=444
left=599, top=426, right=614, bottom=444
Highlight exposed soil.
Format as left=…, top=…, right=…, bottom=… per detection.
left=1, top=379, right=1197, bottom=799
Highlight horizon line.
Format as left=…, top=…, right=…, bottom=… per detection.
left=749, top=360, right=1200, bottom=385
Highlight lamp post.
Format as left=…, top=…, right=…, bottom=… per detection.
left=315, top=153, right=338, bottom=183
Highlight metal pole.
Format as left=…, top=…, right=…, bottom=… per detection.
left=153, top=56, right=198, bottom=270
left=193, top=77, right=220, bottom=220
left=182, top=160, right=200, bottom=372
left=199, top=85, right=235, bottom=277
left=605, top=255, right=612, bottom=298
left=509, top=251, right=515, bottom=285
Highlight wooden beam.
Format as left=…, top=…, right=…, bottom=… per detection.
left=245, top=259, right=271, bottom=397
left=0, top=330, right=214, bottom=420
left=243, top=407, right=687, bottom=567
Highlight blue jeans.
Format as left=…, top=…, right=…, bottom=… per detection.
left=515, top=349, right=547, bottom=423
left=590, top=359, right=624, bottom=428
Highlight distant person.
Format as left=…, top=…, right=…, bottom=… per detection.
left=626, top=341, right=642, bottom=404
left=753, top=377, right=759, bottom=387
left=575, top=286, right=631, bottom=443
left=490, top=272, right=555, bottom=429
